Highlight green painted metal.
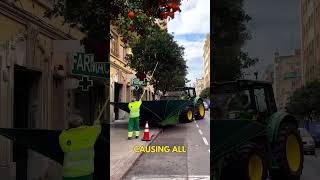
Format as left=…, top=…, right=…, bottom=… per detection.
left=213, top=120, right=266, bottom=162
left=266, top=110, right=298, bottom=168
left=213, top=120, right=267, bottom=178
left=111, top=100, right=192, bottom=125
left=266, top=111, right=289, bottom=142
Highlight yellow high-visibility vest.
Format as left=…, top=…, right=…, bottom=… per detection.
left=59, top=125, right=101, bottom=177
left=128, top=100, right=142, bottom=118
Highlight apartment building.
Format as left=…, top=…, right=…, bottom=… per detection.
left=274, top=50, right=302, bottom=110
left=301, top=0, right=320, bottom=84
left=203, top=34, right=210, bottom=88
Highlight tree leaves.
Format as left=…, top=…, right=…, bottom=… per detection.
left=286, top=81, right=320, bottom=119
left=127, top=28, right=187, bottom=93
left=213, top=0, right=258, bottom=82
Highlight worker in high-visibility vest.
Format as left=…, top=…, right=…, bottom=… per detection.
left=59, top=114, right=101, bottom=180
left=128, top=98, right=142, bottom=140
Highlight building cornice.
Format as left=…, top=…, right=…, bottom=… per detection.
left=0, top=1, right=75, bottom=40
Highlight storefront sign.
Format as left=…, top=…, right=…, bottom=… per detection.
left=70, top=53, right=109, bottom=79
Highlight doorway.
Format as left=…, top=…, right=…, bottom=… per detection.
left=13, top=65, right=41, bottom=180
left=114, top=83, right=123, bottom=120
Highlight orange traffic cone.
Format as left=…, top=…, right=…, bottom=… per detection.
left=142, top=121, right=151, bottom=141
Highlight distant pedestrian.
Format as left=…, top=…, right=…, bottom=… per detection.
left=128, top=97, right=142, bottom=140
left=59, top=114, right=101, bottom=180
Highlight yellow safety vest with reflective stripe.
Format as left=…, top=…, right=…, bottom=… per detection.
left=59, top=125, right=101, bottom=177
left=128, top=100, right=142, bottom=118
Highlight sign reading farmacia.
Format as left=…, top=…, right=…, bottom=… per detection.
left=70, top=53, right=109, bottom=79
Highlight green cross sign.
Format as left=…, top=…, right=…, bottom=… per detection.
left=70, top=53, right=109, bottom=79
left=79, top=76, right=93, bottom=91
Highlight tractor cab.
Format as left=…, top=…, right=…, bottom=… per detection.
left=174, top=87, right=196, bottom=99
left=212, top=80, right=277, bottom=121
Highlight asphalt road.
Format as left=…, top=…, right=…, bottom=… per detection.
left=301, top=148, right=320, bottom=180
left=123, top=111, right=210, bottom=180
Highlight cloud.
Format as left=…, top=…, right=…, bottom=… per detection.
left=174, top=35, right=206, bottom=83
left=167, top=0, right=210, bottom=85
left=243, top=0, right=300, bottom=79
left=167, top=0, right=210, bottom=35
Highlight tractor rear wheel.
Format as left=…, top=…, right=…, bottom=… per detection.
left=195, top=101, right=206, bottom=120
left=271, top=122, right=303, bottom=180
left=220, top=143, right=268, bottom=180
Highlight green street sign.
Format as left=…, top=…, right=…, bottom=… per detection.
left=132, top=78, right=147, bottom=86
left=70, top=53, right=109, bottom=79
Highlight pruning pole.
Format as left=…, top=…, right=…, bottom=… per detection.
left=140, top=61, right=159, bottom=101
left=95, top=95, right=110, bottom=124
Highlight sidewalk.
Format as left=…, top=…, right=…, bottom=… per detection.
left=110, top=120, right=162, bottom=180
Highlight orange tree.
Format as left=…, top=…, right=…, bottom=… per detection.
left=43, top=0, right=185, bottom=48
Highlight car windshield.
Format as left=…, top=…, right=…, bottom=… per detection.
left=299, top=128, right=310, bottom=137
left=212, top=84, right=253, bottom=120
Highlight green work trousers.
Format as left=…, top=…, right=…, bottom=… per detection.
left=63, top=174, right=93, bottom=180
left=128, top=117, right=140, bottom=137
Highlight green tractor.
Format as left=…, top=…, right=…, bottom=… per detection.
left=160, top=87, right=206, bottom=123
left=111, top=87, right=206, bottom=126
left=212, top=80, right=304, bottom=180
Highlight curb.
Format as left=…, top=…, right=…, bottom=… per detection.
left=120, top=128, right=163, bottom=180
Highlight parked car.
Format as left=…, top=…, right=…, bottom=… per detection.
left=305, top=121, right=320, bottom=146
left=203, top=101, right=209, bottom=110
left=298, top=128, right=316, bottom=155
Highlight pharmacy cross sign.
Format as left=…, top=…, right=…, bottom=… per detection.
left=79, top=76, right=93, bottom=91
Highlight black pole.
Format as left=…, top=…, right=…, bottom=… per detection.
left=254, top=72, right=258, bottom=80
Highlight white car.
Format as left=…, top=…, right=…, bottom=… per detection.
left=203, top=101, right=209, bottom=111
left=299, top=128, right=316, bottom=155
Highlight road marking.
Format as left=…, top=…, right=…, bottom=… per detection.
left=198, top=129, right=203, bottom=135
left=196, top=124, right=199, bottom=128
left=202, top=137, right=209, bottom=146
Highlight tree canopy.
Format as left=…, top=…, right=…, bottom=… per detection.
left=44, top=0, right=184, bottom=46
left=126, top=29, right=187, bottom=93
left=213, top=0, right=258, bottom=82
left=200, top=87, right=210, bottom=99
left=286, top=81, right=320, bottom=120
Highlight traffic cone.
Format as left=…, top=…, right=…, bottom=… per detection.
left=142, top=121, right=151, bottom=141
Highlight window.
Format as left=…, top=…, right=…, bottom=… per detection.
left=254, top=88, right=268, bottom=113
left=122, top=46, right=127, bottom=61
left=110, top=33, right=119, bottom=57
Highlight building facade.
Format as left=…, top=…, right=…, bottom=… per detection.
left=203, top=34, right=210, bottom=88
left=301, top=0, right=320, bottom=84
left=0, top=1, right=109, bottom=179
left=274, top=50, right=302, bottom=110
left=263, top=64, right=274, bottom=84
left=194, top=77, right=204, bottom=96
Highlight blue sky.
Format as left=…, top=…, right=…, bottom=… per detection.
left=167, top=0, right=210, bottom=85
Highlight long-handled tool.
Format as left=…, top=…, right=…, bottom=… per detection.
left=94, top=95, right=110, bottom=124
left=140, top=61, right=159, bottom=101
